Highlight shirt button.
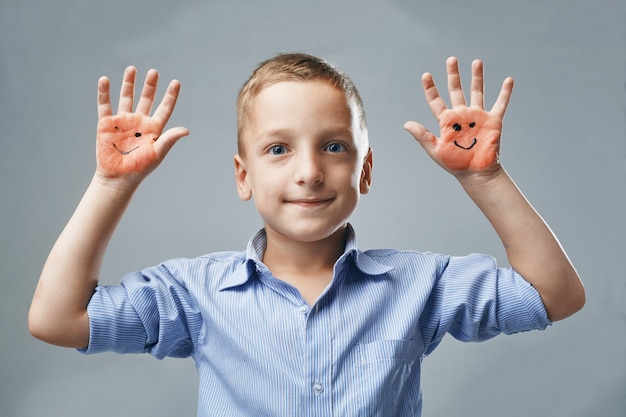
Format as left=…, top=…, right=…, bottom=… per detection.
left=298, top=305, right=309, bottom=314
left=313, top=381, right=324, bottom=394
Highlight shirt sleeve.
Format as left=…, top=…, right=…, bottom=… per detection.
left=79, top=262, right=204, bottom=360
left=421, top=253, right=551, bottom=355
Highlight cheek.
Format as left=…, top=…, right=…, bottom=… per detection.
left=247, top=169, right=281, bottom=198
left=351, top=170, right=363, bottom=189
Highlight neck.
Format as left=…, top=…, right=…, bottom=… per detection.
left=262, top=225, right=347, bottom=274
left=261, top=225, right=348, bottom=305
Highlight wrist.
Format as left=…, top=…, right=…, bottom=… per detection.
left=456, top=165, right=507, bottom=190
left=91, top=171, right=142, bottom=195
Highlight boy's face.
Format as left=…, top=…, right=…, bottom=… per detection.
left=234, top=80, right=372, bottom=244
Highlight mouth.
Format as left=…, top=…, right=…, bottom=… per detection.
left=453, top=138, right=477, bottom=150
left=287, top=197, right=334, bottom=207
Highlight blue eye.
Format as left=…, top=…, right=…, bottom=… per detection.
left=269, top=145, right=287, bottom=155
left=325, top=142, right=345, bottom=153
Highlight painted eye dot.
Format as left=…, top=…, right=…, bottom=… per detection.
left=135, top=132, right=142, bottom=137
left=452, top=123, right=462, bottom=131
left=469, top=122, right=476, bottom=128
left=326, top=143, right=345, bottom=153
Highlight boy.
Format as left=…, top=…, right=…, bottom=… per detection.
left=29, top=53, right=585, bottom=416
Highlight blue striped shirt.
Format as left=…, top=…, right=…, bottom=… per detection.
left=83, top=225, right=550, bottom=416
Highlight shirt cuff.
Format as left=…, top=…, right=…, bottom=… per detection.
left=78, top=285, right=148, bottom=355
left=497, top=269, right=552, bottom=334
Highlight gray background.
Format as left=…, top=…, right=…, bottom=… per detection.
left=1, top=0, right=624, bottom=416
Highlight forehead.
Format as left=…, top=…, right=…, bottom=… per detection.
left=245, top=80, right=355, bottom=135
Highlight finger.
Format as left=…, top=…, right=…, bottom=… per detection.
left=97, top=76, right=112, bottom=119
left=490, top=77, right=514, bottom=119
left=446, top=57, right=467, bottom=107
left=422, top=72, right=448, bottom=118
left=469, top=59, right=485, bottom=109
left=135, top=69, right=159, bottom=115
left=154, top=126, right=190, bottom=158
left=117, top=66, right=137, bottom=113
left=152, top=79, right=182, bottom=126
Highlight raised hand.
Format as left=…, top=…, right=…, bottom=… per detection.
left=96, top=66, right=189, bottom=179
left=405, top=57, right=513, bottom=174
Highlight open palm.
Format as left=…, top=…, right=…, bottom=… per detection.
left=96, top=66, right=188, bottom=178
left=405, top=57, right=513, bottom=173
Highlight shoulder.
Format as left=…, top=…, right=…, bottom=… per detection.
left=351, top=248, right=450, bottom=283
left=153, top=250, right=249, bottom=288
left=361, top=248, right=446, bottom=260
left=355, top=248, right=502, bottom=281
left=162, top=250, right=246, bottom=268
left=360, top=248, right=449, bottom=269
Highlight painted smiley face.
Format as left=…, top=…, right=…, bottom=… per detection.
left=436, top=107, right=502, bottom=170
left=97, top=113, right=160, bottom=174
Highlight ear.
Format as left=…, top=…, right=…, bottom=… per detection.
left=359, top=147, right=373, bottom=194
left=234, top=154, right=252, bottom=201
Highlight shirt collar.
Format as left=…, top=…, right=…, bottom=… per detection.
left=219, top=224, right=393, bottom=291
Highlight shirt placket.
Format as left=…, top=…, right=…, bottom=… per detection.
left=302, top=301, right=333, bottom=417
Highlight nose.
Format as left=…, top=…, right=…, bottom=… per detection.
left=294, top=150, right=324, bottom=186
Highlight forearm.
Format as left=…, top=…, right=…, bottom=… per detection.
left=29, top=175, right=138, bottom=348
left=405, top=57, right=584, bottom=321
left=459, top=168, right=585, bottom=321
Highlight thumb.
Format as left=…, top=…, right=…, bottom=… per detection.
left=154, top=126, right=190, bottom=157
left=404, top=121, right=436, bottom=152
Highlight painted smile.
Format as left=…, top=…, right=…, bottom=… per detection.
left=112, top=143, right=140, bottom=155
left=453, top=138, right=477, bottom=150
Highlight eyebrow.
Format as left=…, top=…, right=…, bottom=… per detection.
left=257, top=126, right=354, bottom=141
left=256, top=128, right=292, bottom=141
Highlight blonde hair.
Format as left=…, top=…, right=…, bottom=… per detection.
left=236, top=53, right=367, bottom=155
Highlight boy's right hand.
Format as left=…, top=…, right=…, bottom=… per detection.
left=29, top=66, right=189, bottom=349
left=96, top=66, right=189, bottom=184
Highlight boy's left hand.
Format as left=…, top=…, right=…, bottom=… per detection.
left=404, top=57, right=513, bottom=177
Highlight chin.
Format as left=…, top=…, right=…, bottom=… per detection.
left=269, top=221, right=348, bottom=243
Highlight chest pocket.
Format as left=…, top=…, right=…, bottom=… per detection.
left=356, top=339, right=421, bottom=416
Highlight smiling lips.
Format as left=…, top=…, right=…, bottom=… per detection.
left=287, top=198, right=334, bottom=207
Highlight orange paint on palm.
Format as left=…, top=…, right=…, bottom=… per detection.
left=97, top=114, right=160, bottom=174
left=437, top=107, right=501, bottom=170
